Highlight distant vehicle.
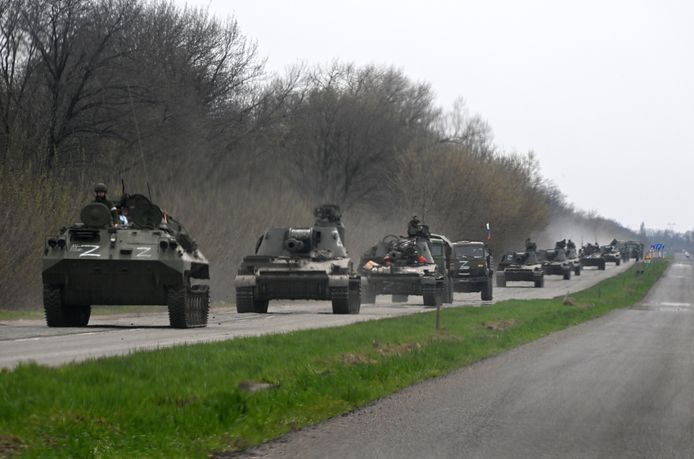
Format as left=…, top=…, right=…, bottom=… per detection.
left=580, top=243, right=607, bottom=270
left=540, top=239, right=581, bottom=280
left=359, top=221, right=449, bottom=307
left=235, top=205, right=361, bottom=314
left=451, top=240, right=494, bottom=300
left=496, top=243, right=544, bottom=288
left=601, top=244, right=622, bottom=266
left=42, top=193, right=210, bottom=328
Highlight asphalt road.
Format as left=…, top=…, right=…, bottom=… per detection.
left=238, top=256, right=691, bottom=459
left=0, top=261, right=631, bottom=369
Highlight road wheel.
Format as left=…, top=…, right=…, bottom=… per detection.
left=392, top=294, right=408, bottom=303
left=496, top=273, right=506, bottom=288
left=574, top=265, right=582, bottom=276
left=168, top=284, right=210, bottom=328
left=44, top=286, right=91, bottom=327
left=481, top=277, right=493, bottom=301
left=534, top=276, right=545, bottom=288
left=563, top=269, right=571, bottom=280
left=616, top=259, right=621, bottom=266
left=599, top=261, right=606, bottom=271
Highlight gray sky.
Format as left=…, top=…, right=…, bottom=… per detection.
left=179, top=0, right=694, bottom=232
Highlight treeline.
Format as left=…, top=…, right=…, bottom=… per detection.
left=0, top=0, right=639, bottom=308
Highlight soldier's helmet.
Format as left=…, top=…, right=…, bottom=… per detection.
left=94, top=183, right=108, bottom=193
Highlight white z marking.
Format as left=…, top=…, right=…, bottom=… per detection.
left=136, top=247, right=152, bottom=258
left=78, top=245, right=100, bottom=257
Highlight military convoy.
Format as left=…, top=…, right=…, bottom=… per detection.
left=359, top=221, right=451, bottom=307
left=234, top=205, right=361, bottom=314
left=451, top=241, right=494, bottom=300
left=42, top=193, right=210, bottom=328
left=42, top=184, right=644, bottom=326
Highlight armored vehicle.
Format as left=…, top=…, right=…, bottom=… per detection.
left=620, top=240, right=644, bottom=261
left=496, top=239, right=544, bottom=287
left=234, top=205, right=360, bottom=314
left=451, top=241, right=493, bottom=300
left=360, top=221, right=448, bottom=307
left=540, top=239, right=581, bottom=280
left=42, top=194, right=210, bottom=328
left=601, top=244, right=622, bottom=266
left=580, top=243, right=606, bottom=270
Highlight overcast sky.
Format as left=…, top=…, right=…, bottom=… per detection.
left=179, top=0, right=694, bottom=232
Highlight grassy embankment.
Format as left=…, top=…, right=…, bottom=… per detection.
left=0, top=260, right=668, bottom=458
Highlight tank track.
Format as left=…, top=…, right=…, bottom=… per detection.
left=235, top=287, right=269, bottom=313
left=330, top=286, right=360, bottom=314
left=167, top=284, right=209, bottom=328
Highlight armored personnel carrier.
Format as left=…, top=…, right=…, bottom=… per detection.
left=360, top=221, right=448, bottom=307
left=496, top=239, right=544, bottom=287
left=451, top=240, right=493, bottom=300
left=540, top=239, right=581, bottom=280
left=234, top=205, right=360, bottom=314
left=42, top=194, right=210, bottom=328
left=580, top=243, right=606, bottom=270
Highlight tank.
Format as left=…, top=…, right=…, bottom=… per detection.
left=42, top=194, right=210, bottom=328
left=451, top=240, right=494, bottom=300
left=234, top=205, right=360, bottom=314
left=579, top=243, right=606, bottom=270
left=496, top=242, right=544, bottom=288
left=359, top=224, right=447, bottom=307
left=540, top=239, right=581, bottom=280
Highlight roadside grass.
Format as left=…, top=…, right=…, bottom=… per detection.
left=0, top=260, right=667, bottom=458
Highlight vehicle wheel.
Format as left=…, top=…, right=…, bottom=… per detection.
left=361, top=283, right=377, bottom=304
left=331, top=285, right=360, bottom=314
left=481, top=278, right=493, bottom=301
left=574, top=265, right=582, bottom=276
left=392, top=294, right=408, bottom=303
left=563, top=269, right=571, bottom=280
left=44, top=286, right=91, bottom=327
left=168, top=284, right=210, bottom=328
left=534, top=276, right=544, bottom=288
left=422, top=285, right=442, bottom=307
left=496, top=273, right=506, bottom=288
left=616, top=259, right=621, bottom=266
left=444, top=278, right=454, bottom=304
left=599, top=261, right=606, bottom=271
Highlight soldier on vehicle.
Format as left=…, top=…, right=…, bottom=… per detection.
left=407, top=216, right=421, bottom=237
left=525, top=238, right=537, bottom=252
left=93, top=183, right=119, bottom=224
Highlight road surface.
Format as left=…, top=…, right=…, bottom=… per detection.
left=237, top=256, right=689, bottom=458
left=0, top=261, right=631, bottom=369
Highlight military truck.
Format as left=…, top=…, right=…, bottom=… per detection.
left=234, top=205, right=360, bottom=314
left=42, top=193, right=210, bottom=328
left=496, top=239, right=544, bottom=287
left=620, top=240, right=644, bottom=261
left=451, top=240, right=493, bottom=300
left=580, top=243, right=606, bottom=270
left=360, top=221, right=448, bottom=307
left=540, top=239, right=581, bottom=280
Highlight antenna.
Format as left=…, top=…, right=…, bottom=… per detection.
left=147, top=183, right=153, bottom=201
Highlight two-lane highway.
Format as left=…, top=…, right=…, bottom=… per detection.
left=238, top=256, right=691, bottom=458
left=0, top=261, right=630, bottom=369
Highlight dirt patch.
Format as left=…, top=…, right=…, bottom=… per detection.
left=341, top=353, right=376, bottom=365
left=484, top=319, right=517, bottom=331
left=563, top=295, right=593, bottom=309
left=372, top=340, right=422, bottom=357
left=237, top=380, right=278, bottom=393
left=0, top=434, right=26, bottom=458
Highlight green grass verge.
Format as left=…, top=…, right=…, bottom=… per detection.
left=0, top=260, right=668, bottom=458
